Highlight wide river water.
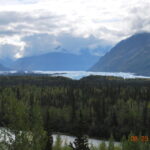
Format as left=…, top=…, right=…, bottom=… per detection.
left=34, top=71, right=150, bottom=79
left=0, top=70, right=150, bottom=80
left=53, top=134, right=120, bottom=147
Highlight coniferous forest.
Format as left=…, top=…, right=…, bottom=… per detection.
left=0, top=75, right=150, bottom=150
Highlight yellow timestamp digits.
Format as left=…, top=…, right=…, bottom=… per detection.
left=130, top=136, right=149, bottom=142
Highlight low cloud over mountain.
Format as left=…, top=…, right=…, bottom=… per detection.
left=0, top=0, right=150, bottom=59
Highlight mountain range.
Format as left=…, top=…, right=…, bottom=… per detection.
left=10, top=50, right=100, bottom=71
left=0, top=45, right=110, bottom=71
left=90, top=32, right=150, bottom=76
left=0, top=32, right=150, bottom=76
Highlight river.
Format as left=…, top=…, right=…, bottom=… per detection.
left=53, top=134, right=120, bottom=147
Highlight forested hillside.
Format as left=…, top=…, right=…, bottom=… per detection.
left=0, top=75, right=150, bottom=149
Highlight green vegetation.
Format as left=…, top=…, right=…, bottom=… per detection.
left=0, top=75, right=150, bottom=149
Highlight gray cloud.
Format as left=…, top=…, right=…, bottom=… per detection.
left=0, top=0, right=150, bottom=59
left=0, top=10, right=112, bottom=59
left=0, top=11, right=63, bottom=36
left=122, top=4, right=150, bottom=36
left=0, top=11, right=33, bottom=25
left=21, top=33, right=111, bottom=57
left=0, top=44, right=19, bottom=58
left=22, top=34, right=59, bottom=56
left=56, top=34, right=101, bottom=53
left=0, top=30, right=18, bottom=36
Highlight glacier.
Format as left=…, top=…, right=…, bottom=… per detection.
left=0, top=71, right=150, bottom=80
left=33, top=71, right=150, bottom=80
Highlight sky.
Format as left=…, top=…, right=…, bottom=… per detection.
left=0, top=0, right=150, bottom=59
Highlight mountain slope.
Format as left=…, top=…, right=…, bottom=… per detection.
left=12, top=51, right=100, bottom=71
left=90, top=32, right=150, bottom=76
left=0, top=63, right=10, bottom=71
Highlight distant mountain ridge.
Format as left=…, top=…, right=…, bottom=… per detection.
left=11, top=51, right=100, bottom=71
left=90, top=32, right=150, bottom=76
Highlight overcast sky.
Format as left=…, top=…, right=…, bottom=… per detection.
left=0, top=0, right=150, bottom=59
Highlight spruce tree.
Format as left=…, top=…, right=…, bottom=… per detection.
left=108, top=134, right=114, bottom=150
left=45, top=109, right=53, bottom=150
left=70, top=111, right=90, bottom=150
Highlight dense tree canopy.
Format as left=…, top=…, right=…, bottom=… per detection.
left=0, top=75, right=150, bottom=150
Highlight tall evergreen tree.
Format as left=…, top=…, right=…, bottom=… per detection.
left=70, top=111, right=90, bottom=150
left=45, top=109, right=53, bottom=150
left=108, top=134, right=114, bottom=150
left=30, top=104, right=47, bottom=150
